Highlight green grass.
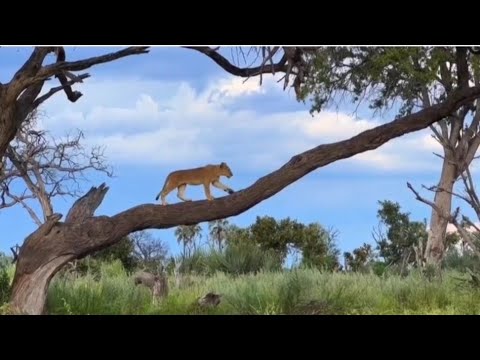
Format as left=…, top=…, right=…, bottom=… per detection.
left=37, top=261, right=480, bottom=315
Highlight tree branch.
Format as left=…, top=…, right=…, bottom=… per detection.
left=184, top=46, right=288, bottom=78
left=407, top=182, right=451, bottom=219
left=33, top=73, right=90, bottom=108
left=408, top=182, right=480, bottom=259
left=35, top=47, right=150, bottom=82
left=455, top=47, right=470, bottom=90
left=10, top=48, right=52, bottom=84
left=65, top=183, right=109, bottom=223
left=105, top=85, right=480, bottom=236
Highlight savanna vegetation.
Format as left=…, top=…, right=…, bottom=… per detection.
left=2, top=46, right=480, bottom=314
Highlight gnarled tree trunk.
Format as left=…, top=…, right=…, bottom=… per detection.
left=9, top=184, right=111, bottom=314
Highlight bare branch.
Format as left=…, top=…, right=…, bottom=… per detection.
left=33, top=73, right=90, bottom=108
left=5, top=191, right=42, bottom=226
left=429, top=123, right=450, bottom=148
left=1, top=112, right=113, bottom=225
left=407, top=182, right=451, bottom=219
left=10, top=245, right=19, bottom=264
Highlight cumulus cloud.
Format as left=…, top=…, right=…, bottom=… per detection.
left=38, top=74, right=449, bottom=174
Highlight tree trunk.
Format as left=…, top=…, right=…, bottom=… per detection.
left=9, top=255, right=71, bottom=314
left=425, top=157, right=457, bottom=265
left=9, top=185, right=111, bottom=315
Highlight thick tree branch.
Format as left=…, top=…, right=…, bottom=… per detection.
left=104, top=85, right=480, bottom=236
left=65, top=183, right=109, bottom=223
left=35, top=47, right=150, bottom=82
left=455, top=47, right=470, bottom=90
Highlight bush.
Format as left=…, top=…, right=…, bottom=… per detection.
left=0, top=263, right=11, bottom=305
left=177, top=242, right=282, bottom=276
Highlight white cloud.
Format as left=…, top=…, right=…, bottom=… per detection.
left=38, top=75, right=453, bottom=174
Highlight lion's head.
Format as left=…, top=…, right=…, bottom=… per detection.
left=219, top=162, right=233, bottom=178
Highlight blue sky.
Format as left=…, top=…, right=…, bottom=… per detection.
left=0, top=46, right=477, bottom=259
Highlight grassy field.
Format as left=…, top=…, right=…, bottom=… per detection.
left=19, top=261, right=477, bottom=315
left=2, top=260, right=480, bottom=315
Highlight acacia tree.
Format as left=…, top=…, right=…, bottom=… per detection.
left=2, top=46, right=480, bottom=314
left=298, top=47, right=480, bottom=265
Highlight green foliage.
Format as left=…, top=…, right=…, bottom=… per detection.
left=300, top=224, right=341, bottom=271
left=344, top=243, right=375, bottom=273
left=0, top=263, right=10, bottom=305
left=176, top=241, right=282, bottom=276
left=48, top=260, right=154, bottom=315
left=444, top=248, right=480, bottom=272
left=225, top=216, right=341, bottom=270
left=206, top=241, right=282, bottom=276
left=208, top=219, right=229, bottom=251
left=90, top=236, right=138, bottom=273
left=374, top=200, right=428, bottom=267
left=299, top=47, right=457, bottom=116
left=47, top=264, right=480, bottom=315
left=175, top=224, right=203, bottom=258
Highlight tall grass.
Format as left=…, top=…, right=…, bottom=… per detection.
left=42, top=260, right=480, bottom=315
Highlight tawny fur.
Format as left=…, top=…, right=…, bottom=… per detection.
left=155, top=162, right=234, bottom=205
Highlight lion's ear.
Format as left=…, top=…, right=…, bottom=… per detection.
left=220, top=162, right=226, bottom=168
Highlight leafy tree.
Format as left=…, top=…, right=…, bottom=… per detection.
left=299, top=224, right=341, bottom=271
left=344, top=243, right=375, bottom=272
left=299, top=47, right=480, bottom=265
left=225, top=217, right=340, bottom=270
left=373, top=200, right=428, bottom=267
left=91, top=236, right=138, bottom=273
left=3, top=46, right=480, bottom=314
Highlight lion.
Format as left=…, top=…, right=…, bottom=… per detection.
left=155, top=162, right=235, bottom=205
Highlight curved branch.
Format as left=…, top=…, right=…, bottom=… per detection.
left=183, top=46, right=288, bottom=77
left=107, top=84, right=480, bottom=237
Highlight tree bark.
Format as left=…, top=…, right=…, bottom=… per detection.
left=425, top=157, right=457, bottom=265
left=8, top=85, right=480, bottom=314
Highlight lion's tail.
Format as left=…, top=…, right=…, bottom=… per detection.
left=155, top=175, right=170, bottom=201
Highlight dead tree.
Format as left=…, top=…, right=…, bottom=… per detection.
left=4, top=47, right=480, bottom=314
left=0, top=110, right=111, bottom=228
left=131, top=231, right=168, bottom=271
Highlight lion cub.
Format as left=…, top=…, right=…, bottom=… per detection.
left=155, top=162, right=235, bottom=205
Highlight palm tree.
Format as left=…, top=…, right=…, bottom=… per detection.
left=208, top=219, right=229, bottom=252
left=174, top=224, right=203, bottom=258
